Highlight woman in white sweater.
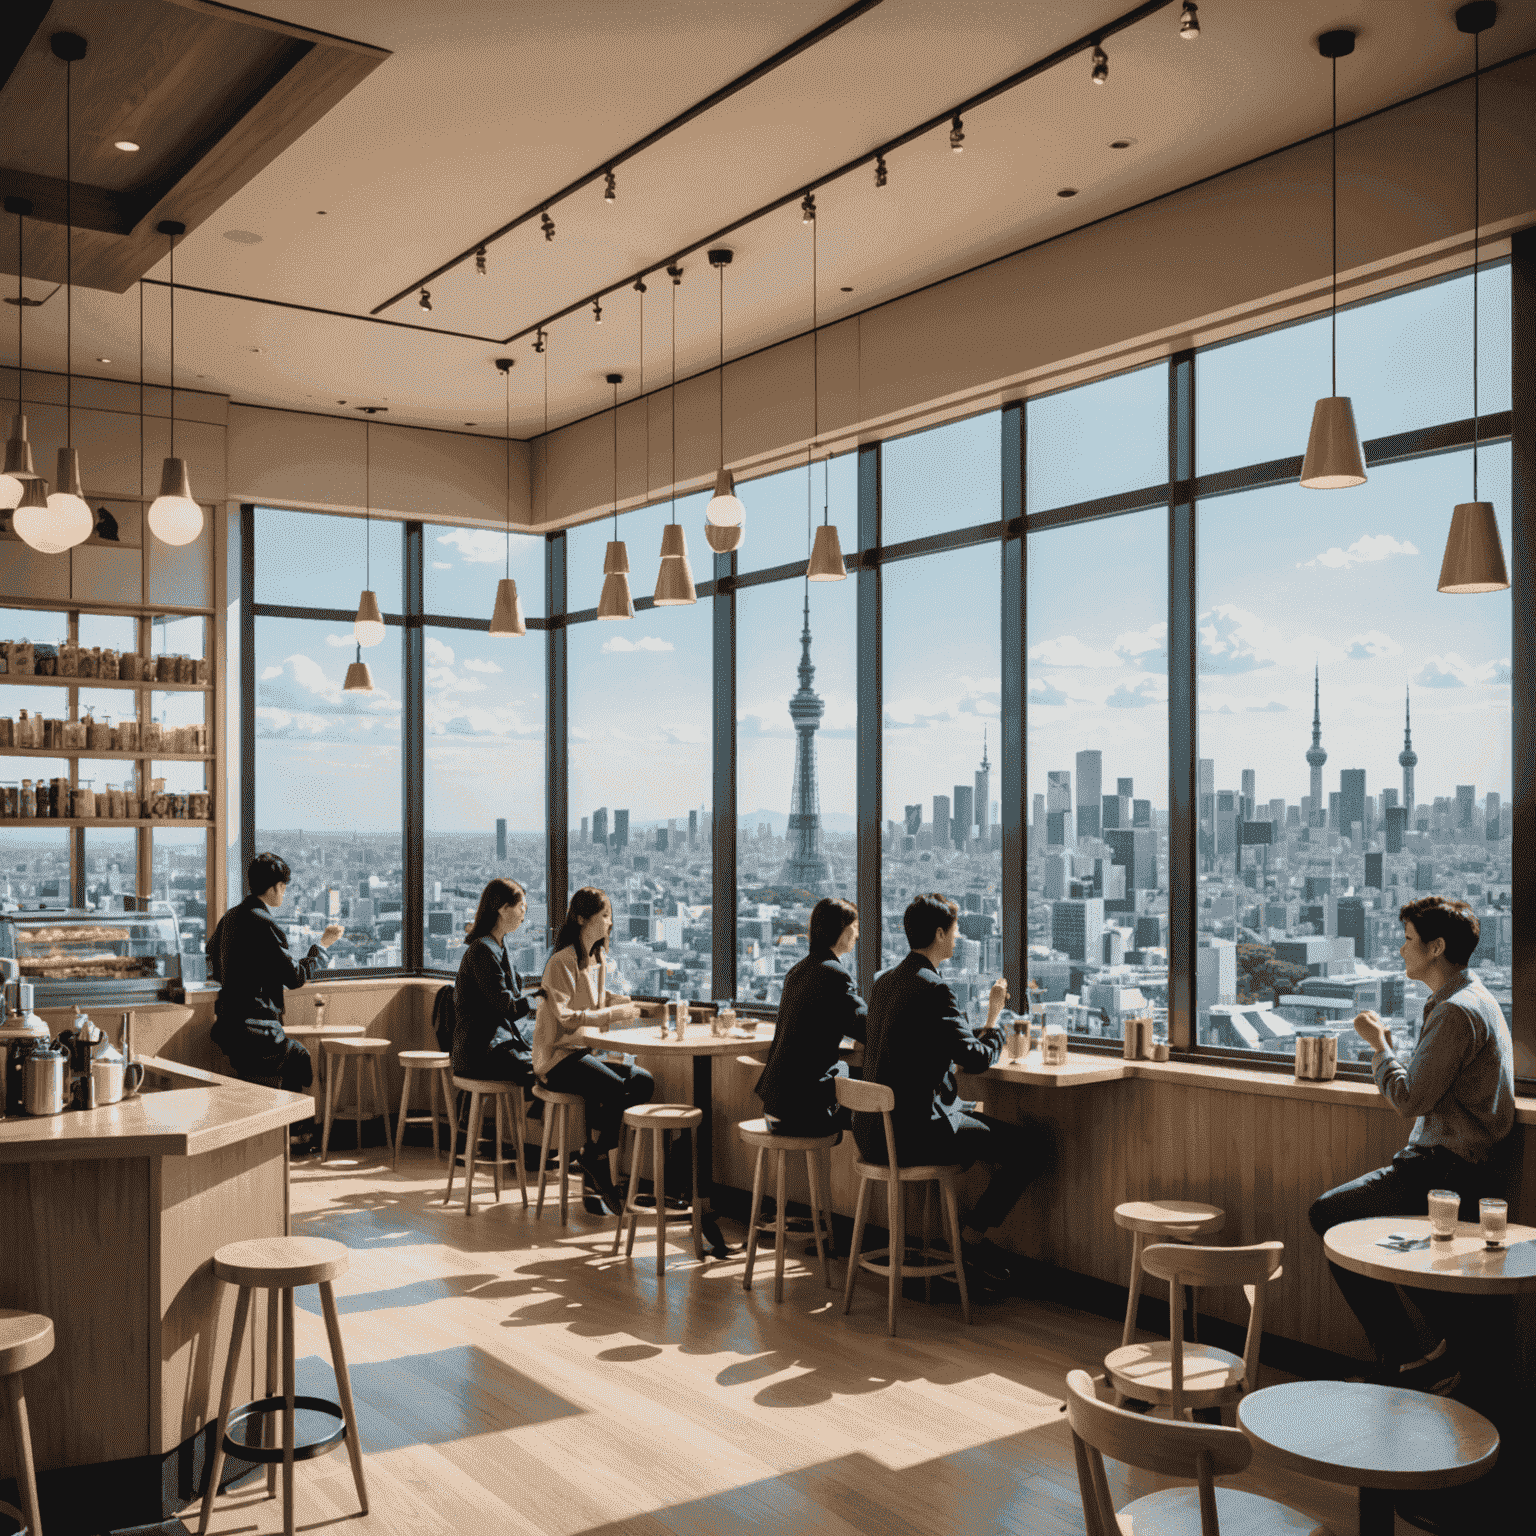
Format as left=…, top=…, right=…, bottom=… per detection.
left=534, top=886, right=654, bottom=1209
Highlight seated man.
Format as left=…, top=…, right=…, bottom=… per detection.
left=1309, top=896, right=1515, bottom=1394
left=854, top=892, right=1043, bottom=1286
left=755, top=897, right=866, bottom=1138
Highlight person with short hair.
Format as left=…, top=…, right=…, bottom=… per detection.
left=453, top=878, right=536, bottom=1086
left=206, top=853, right=343, bottom=1101
left=755, top=898, right=866, bottom=1138
left=855, top=892, right=1045, bottom=1287
left=1309, top=896, right=1516, bottom=1394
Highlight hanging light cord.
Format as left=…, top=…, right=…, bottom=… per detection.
left=1329, top=50, right=1337, bottom=399
left=138, top=281, right=144, bottom=504
left=65, top=53, right=73, bottom=448
left=639, top=282, right=648, bottom=503
left=12, top=213, right=21, bottom=412
left=504, top=364, right=512, bottom=578
left=543, top=334, right=550, bottom=522
left=718, top=261, right=726, bottom=468
left=167, top=229, right=177, bottom=459
left=1471, top=28, right=1480, bottom=500
left=364, top=419, right=371, bottom=589
left=612, top=377, right=619, bottom=539
left=807, top=210, right=817, bottom=572
left=670, top=272, right=678, bottom=524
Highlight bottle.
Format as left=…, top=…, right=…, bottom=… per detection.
left=19, top=779, right=34, bottom=819
left=314, top=994, right=327, bottom=1031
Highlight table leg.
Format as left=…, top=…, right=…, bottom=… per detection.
left=692, top=1053, right=713, bottom=1199
left=1359, top=1487, right=1394, bottom=1536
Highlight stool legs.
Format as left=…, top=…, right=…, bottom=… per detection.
left=652, top=1125, right=666, bottom=1270
left=803, top=1148, right=831, bottom=1289
left=773, top=1146, right=789, bottom=1303
left=197, top=1285, right=252, bottom=1534
left=320, top=1056, right=339, bottom=1162
left=843, top=1177, right=872, bottom=1316
left=886, top=1175, right=905, bottom=1337
left=559, top=1103, right=572, bottom=1227
left=689, top=1122, right=704, bottom=1261
left=491, top=1096, right=504, bottom=1201
left=535, top=1102, right=555, bottom=1218
left=318, top=1280, right=369, bottom=1516
left=463, top=1090, right=483, bottom=1214
left=264, top=1289, right=279, bottom=1496
left=392, top=1065, right=414, bottom=1170
left=921, top=1182, right=935, bottom=1305
left=508, top=1092, right=529, bottom=1207
left=4, top=1375, right=43, bottom=1536
left=940, top=1177, right=971, bottom=1326
left=742, top=1145, right=767, bottom=1289
left=281, top=1287, right=296, bottom=1536
left=1121, top=1230, right=1146, bottom=1347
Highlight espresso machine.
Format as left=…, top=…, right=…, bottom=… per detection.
left=1, top=962, right=51, bottom=1117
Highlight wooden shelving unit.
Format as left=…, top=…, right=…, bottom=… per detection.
left=0, top=673, right=210, bottom=693
left=0, top=818, right=214, bottom=830
left=2, top=748, right=212, bottom=763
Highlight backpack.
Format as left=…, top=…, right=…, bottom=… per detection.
left=432, top=984, right=456, bottom=1054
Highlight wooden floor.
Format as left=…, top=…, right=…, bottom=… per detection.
left=195, top=1145, right=1417, bottom=1536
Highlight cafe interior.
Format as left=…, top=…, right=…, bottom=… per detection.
left=1, top=3, right=1534, bottom=1534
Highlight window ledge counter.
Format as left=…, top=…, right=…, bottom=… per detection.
left=0, top=1057, right=309, bottom=1525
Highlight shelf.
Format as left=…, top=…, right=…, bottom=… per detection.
left=0, top=748, right=212, bottom=762
left=0, top=597, right=215, bottom=619
left=0, top=818, right=214, bottom=830
left=0, top=673, right=210, bottom=693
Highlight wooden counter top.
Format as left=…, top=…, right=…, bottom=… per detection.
left=0, top=1057, right=311, bottom=1163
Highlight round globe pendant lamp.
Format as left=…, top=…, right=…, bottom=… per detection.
left=654, top=268, right=696, bottom=605
left=353, top=415, right=386, bottom=646
left=1300, top=31, right=1367, bottom=490
left=488, top=357, right=526, bottom=634
left=596, top=373, right=634, bottom=619
left=1438, top=2, right=1509, bottom=594
left=1, top=198, right=41, bottom=513
left=146, top=221, right=203, bottom=545
left=704, top=248, right=745, bottom=530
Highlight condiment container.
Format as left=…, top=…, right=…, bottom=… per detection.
left=1042, top=1024, right=1069, bottom=1066
left=1002, top=1010, right=1026, bottom=1060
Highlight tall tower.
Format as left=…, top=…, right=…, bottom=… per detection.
left=1399, top=685, right=1417, bottom=825
left=780, top=596, right=830, bottom=891
left=975, top=731, right=992, bottom=842
left=1306, top=664, right=1328, bottom=826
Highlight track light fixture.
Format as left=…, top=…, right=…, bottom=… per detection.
left=475, top=246, right=487, bottom=276
left=418, top=287, right=431, bottom=311
left=1179, top=3, right=1200, bottom=39
left=533, top=329, right=546, bottom=354
left=668, top=264, right=683, bottom=285
left=604, top=168, right=617, bottom=203
left=949, top=114, right=965, bottom=152
left=801, top=191, right=816, bottom=223
left=875, top=153, right=888, bottom=188
left=541, top=209, right=555, bottom=241
left=1091, top=46, right=1108, bottom=85
left=593, top=297, right=603, bottom=325
left=633, top=277, right=646, bottom=295
left=147, top=220, right=203, bottom=546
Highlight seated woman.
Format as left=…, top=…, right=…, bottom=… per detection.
left=755, top=897, right=865, bottom=1138
left=452, top=878, right=536, bottom=1089
left=534, top=886, right=654, bottom=1212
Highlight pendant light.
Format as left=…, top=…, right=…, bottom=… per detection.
left=1438, top=2, right=1509, bottom=594
left=596, top=373, right=634, bottom=619
left=488, top=357, right=526, bottom=634
left=20, top=35, right=92, bottom=553
left=353, top=416, right=386, bottom=646
left=342, top=642, right=374, bottom=694
left=655, top=268, right=697, bottom=605
left=804, top=205, right=846, bottom=582
left=1299, top=30, right=1367, bottom=490
left=146, top=221, right=203, bottom=545
left=1, top=198, right=40, bottom=512
left=704, top=247, right=745, bottom=533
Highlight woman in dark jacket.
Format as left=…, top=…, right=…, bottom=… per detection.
left=452, top=878, right=535, bottom=1086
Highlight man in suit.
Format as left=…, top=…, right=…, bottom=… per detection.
left=756, top=897, right=866, bottom=1138
left=855, top=892, right=1042, bottom=1285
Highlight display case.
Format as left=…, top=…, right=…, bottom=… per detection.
left=0, top=907, right=186, bottom=1006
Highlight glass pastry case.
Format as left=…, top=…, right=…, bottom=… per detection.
left=0, top=907, right=186, bottom=1006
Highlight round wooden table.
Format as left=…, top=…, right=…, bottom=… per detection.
left=1324, top=1216, right=1536, bottom=1294
left=1238, top=1381, right=1499, bottom=1536
left=284, top=1023, right=365, bottom=1116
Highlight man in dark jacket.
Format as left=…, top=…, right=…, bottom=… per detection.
left=756, top=897, right=866, bottom=1138
left=206, top=852, right=342, bottom=1093
left=855, top=892, right=1042, bottom=1283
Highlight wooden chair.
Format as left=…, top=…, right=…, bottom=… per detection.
left=319, top=1036, right=391, bottom=1162
left=0, top=1310, right=53, bottom=1536
left=1115, top=1199, right=1226, bottom=1347
left=1063, top=1369, right=1327, bottom=1536
left=198, top=1237, right=368, bottom=1536
left=532, top=1084, right=584, bottom=1224
left=834, top=1075, right=970, bottom=1336
left=446, top=1076, right=528, bottom=1214
left=736, top=1056, right=837, bottom=1301
left=611, top=1104, right=706, bottom=1271
left=1104, top=1241, right=1283, bottom=1421
left=392, top=1049, right=454, bottom=1168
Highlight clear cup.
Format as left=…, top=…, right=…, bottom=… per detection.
left=1427, top=1188, right=1461, bottom=1240
left=1479, top=1197, right=1508, bottom=1249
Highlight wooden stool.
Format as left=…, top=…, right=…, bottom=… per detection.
left=835, top=1076, right=970, bottom=1336
left=0, top=1310, right=53, bottom=1536
left=393, top=1050, right=454, bottom=1168
left=1114, top=1199, right=1225, bottom=1348
left=532, top=1085, right=585, bottom=1225
left=446, top=1077, right=528, bottom=1214
left=319, top=1037, right=391, bottom=1163
left=612, top=1104, right=704, bottom=1272
left=737, top=1118, right=837, bottom=1301
left=197, top=1237, right=367, bottom=1536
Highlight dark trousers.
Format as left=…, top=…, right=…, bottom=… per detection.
left=216, top=1020, right=313, bottom=1095
left=542, top=1051, right=654, bottom=1155
left=456, top=1036, right=535, bottom=1090
left=945, top=1112, right=1040, bottom=1232
left=1309, top=1143, right=1512, bottom=1367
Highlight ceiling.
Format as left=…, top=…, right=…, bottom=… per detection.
left=2, top=0, right=1533, bottom=441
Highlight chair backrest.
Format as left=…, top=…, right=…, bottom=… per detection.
left=736, top=1054, right=765, bottom=1094
left=1064, top=1369, right=1251, bottom=1536
left=1141, top=1240, right=1283, bottom=1415
left=834, top=1075, right=898, bottom=1167
left=432, top=984, right=456, bottom=1054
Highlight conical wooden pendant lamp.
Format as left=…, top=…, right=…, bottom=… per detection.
left=146, top=221, right=203, bottom=545
left=1438, top=2, right=1509, bottom=594
left=704, top=248, right=745, bottom=536
left=1, top=198, right=40, bottom=512
left=803, top=206, right=845, bottom=582
left=655, top=266, right=696, bottom=605
left=597, top=373, right=634, bottom=619
left=489, top=357, right=526, bottom=634
left=1300, top=30, right=1367, bottom=490
left=343, top=642, right=374, bottom=694
left=353, top=416, right=386, bottom=646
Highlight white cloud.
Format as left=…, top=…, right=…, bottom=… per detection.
left=1106, top=679, right=1162, bottom=710
left=1415, top=652, right=1509, bottom=690
left=1027, top=635, right=1121, bottom=669
left=1114, top=621, right=1167, bottom=666
left=436, top=528, right=510, bottom=565
left=324, top=633, right=355, bottom=649
left=1028, top=677, right=1068, bottom=707
left=425, top=637, right=455, bottom=667
left=1344, top=630, right=1403, bottom=661
left=260, top=664, right=283, bottom=681
left=602, top=635, right=675, bottom=654
left=1198, top=604, right=1340, bottom=674
left=432, top=560, right=452, bottom=570
left=1300, top=533, right=1420, bottom=570
left=463, top=658, right=503, bottom=673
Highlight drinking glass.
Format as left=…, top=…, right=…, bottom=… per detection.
left=1479, top=1197, right=1508, bottom=1248
left=1427, top=1188, right=1461, bottom=1240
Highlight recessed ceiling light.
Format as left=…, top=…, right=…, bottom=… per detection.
left=249, top=347, right=263, bottom=354
left=317, top=210, right=328, bottom=216
left=464, top=421, right=476, bottom=426
left=840, top=286, right=853, bottom=293
left=1109, top=138, right=1137, bottom=150
left=1057, top=187, right=1079, bottom=198
left=114, top=140, right=139, bottom=152
left=223, top=229, right=262, bottom=244
left=97, top=356, right=111, bottom=363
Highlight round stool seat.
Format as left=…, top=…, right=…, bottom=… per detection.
left=213, top=1235, right=350, bottom=1289
left=323, top=1036, right=390, bottom=1057
left=625, top=1102, right=702, bottom=1130
left=854, top=1158, right=964, bottom=1184
left=399, top=1049, right=449, bottom=1065
left=1104, top=1339, right=1246, bottom=1406
left=1114, top=1199, right=1224, bottom=1236
left=533, top=1084, right=584, bottom=1105
left=0, top=1310, right=54, bottom=1375
left=737, top=1117, right=838, bottom=1151
left=455, top=1075, right=521, bottom=1094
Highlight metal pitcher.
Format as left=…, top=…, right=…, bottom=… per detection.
left=23, top=1038, right=69, bottom=1116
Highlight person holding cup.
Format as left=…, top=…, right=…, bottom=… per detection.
left=1308, top=896, right=1515, bottom=1394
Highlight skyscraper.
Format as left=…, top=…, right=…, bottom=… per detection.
left=1241, top=768, right=1256, bottom=822
left=781, top=597, right=830, bottom=890
left=1340, top=769, right=1366, bottom=844
left=1487, top=792, right=1502, bottom=840
left=496, top=819, right=506, bottom=860
left=952, top=785, right=974, bottom=849
left=1399, top=686, right=1417, bottom=823
left=933, top=794, right=951, bottom=849
left=593, top=808, right=609, bottom=847
left=975, top=732, right=991, bottom=842
left=1076, top=750, right=1102, bottom=841
left=613, top=809, right=630, bottom=849
left=1050, top=897, right=1104, bottom=963
left=1047, top=769, right=1071, bottom=847
left=1455, top=785, right=1475, bottom=830
left=1307, top=665, right=1328, bottom=826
